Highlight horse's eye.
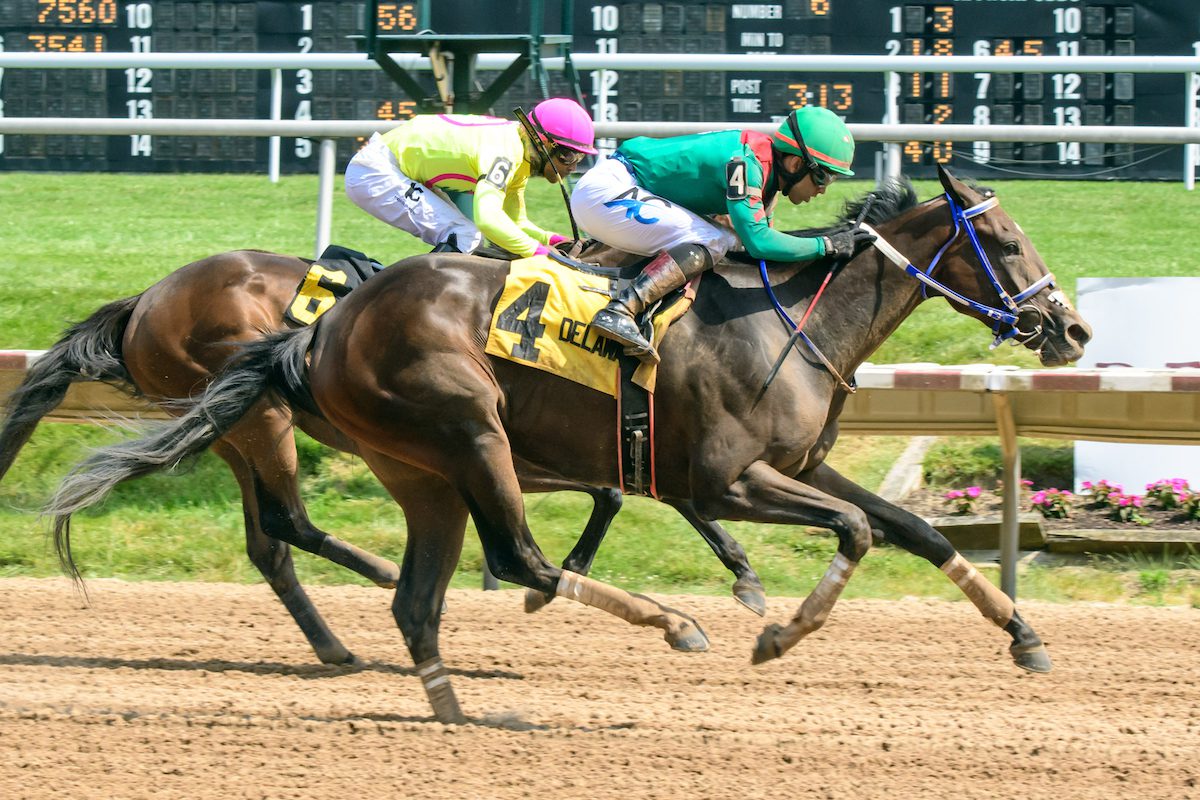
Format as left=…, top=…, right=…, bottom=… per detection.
left=1002, top=241, right=1021, bottom=257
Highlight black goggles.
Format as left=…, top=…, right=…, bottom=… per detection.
left=787, top=113, right=835, bottom=188
left=549, top=144, right=586, bottom=167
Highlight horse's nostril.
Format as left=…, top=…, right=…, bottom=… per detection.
left=1069, top=322, right=1092, bottom=346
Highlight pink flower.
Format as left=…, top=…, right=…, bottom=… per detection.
left=966, top=486, right=981, bottom=498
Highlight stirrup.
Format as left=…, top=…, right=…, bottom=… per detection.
left=591, top=307, right=659, bottom=364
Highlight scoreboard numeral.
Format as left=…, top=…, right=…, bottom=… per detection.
left=1053, top=7, right=1082, bottom=34
left=974, top=73, right=991, bottom=99
left=1058, top=142, right=1081, bottom=164
left=125, top=2, right=152, bottom=29
left=130, top=135, right=152, bottom=157
left=591, top=5, right=619, bottom=32
left=1051, top=73, right=1082, bottom=100
left=124, top=67, right=152, bottom=93
left=126, top=99, right=153, bottom=119
left=1053, top=106, right=1081, bottom=126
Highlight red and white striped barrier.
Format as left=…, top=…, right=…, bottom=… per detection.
left=855, top=363, right=1200, bottom=393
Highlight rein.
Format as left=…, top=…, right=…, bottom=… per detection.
left=757, top=190, right=1057, bottom=394
left=861, top=192, right=1056, bottom=348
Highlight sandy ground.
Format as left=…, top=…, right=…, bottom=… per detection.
left=0, top=577, right=1196, bottom=799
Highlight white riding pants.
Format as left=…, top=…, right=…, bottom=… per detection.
left=344, top=133, right=483, bottom=251
left=570, top=155, right=740, bottom=261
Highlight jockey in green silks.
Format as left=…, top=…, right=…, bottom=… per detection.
left=571, top=106, right=874, bottom=364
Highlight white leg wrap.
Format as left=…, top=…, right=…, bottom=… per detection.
left=556, top=570, right=689, bottom=636
left=775, top=553, right=855, bottom=654
left=940, top=553, right=1015, bottom=627
left=415, top=657, right=463, bottom=723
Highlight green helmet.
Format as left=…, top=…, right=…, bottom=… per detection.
left=773, top=106, right=855, bottom=177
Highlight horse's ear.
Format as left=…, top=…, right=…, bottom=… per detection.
left=937, top=163, right=976, bottom=205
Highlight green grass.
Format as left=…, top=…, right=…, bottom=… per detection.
left=1, top=171, right=1198, bottom=605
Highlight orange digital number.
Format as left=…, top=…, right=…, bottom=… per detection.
left=831, top=83, right=853, bottom=111
left=1023, top=39, right=1045, bottom=56
left=809, top=0, right=830, bottom=15
left=377, top=3, right=417, bottom=32
left=904, top=141, right=925, bottom=164
left=36, top=0, right=117, bottom=26
left=932, top=6, right=953, bottom=34
left=376, top=100, right=417, bottom=121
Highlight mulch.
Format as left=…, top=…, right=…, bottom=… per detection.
left=899, top=487, right=1200, bottom=531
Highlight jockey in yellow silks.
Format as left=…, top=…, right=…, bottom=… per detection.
left=345, top=98, right=597, bottom=257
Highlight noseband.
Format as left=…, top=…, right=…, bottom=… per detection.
left=861, top=193, right=1056, bottom=348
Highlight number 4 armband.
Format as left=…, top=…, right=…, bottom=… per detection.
left=725, top=157, right=747, bottom=200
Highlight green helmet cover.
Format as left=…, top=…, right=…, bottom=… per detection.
left=773, top=106, right=855, bottom=176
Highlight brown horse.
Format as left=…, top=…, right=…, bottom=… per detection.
left=0, top=249, right=766, bottom=664
left=45, top=167, right=1091, bottom=723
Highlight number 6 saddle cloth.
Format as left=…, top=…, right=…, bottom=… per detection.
left=485, top=254, right=697, bottom=396
left=284, top=245, right=385, bottom=326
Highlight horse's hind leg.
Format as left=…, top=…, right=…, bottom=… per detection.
left=361, top=370, right=708, bottom=655
left=804, top=462, right=1051, bottom=673
left=211, top=440, right=355, bottom=666
left=225, top=405, right=400, bottom=588
left=361, top=459, right=468, bottom=724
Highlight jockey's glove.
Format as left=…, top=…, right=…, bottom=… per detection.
left=821, top=227, right=877, bottom=261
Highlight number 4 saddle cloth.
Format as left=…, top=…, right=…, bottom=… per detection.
left=485, top=254, right=698, bottom=396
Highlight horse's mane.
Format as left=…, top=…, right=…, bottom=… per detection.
left=790, top=177, right=919, bottom=239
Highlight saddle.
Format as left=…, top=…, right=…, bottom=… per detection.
left=485, top=248, right=699, bottom=498
left=285, top=244, right=385, bottom=326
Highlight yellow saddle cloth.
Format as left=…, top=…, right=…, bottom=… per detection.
left=485, top=255, right=692, bottom=396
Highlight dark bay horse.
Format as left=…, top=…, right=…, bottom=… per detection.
left=0, top=247, right=765, bottom=664
left=44, top=167, right=1091, bottom=723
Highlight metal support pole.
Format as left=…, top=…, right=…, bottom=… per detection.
left=482, top=562, right=499, bottom=590
left=269, top=68, right=282, bottom=183
left=1186, top=72, right=1198, bottom=191
left=884, top=71, right=901, bottom=182
left=314, top=138, right=336, bottom=258
left=992, top=393, right=1021, bottom=600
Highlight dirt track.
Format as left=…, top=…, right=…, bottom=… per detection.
left=0, top=578, right=1196, bottom=799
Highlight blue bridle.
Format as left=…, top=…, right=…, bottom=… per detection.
left=860, top=192, right=1057, bottom=348
left=757, top=190, right=1060, bottom=393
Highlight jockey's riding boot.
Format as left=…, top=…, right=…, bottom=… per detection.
left=589, top=244, right=713, bottom=364
left=430, top=233, right=461, bottom=254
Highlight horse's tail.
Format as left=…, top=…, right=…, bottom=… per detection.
left=0, top=295, right=139, bottom=482
left=44, top=324, right=317, bottom=586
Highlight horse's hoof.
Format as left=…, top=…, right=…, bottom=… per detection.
left=732, top=580, right=767, bottom=617
left=319, top=649, right=359, bottom=667
left=524, top=588, right=554, bottom=614
left=750, top=623, right=784, bottom=665
left=666, top=621, right=709, bottom=652
left=1011, top=642, right=1052, bottom=673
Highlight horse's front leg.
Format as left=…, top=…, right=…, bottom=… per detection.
left=692, top=460, right=873, bottom=664
left=523, top=486, right=623, bottom=613
left=803, top=462, right=1051, bottom=673
left=664, top=499, right=767, bottom=617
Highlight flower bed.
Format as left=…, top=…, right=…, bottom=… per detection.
left=901, top=478, right=1200, bottom=532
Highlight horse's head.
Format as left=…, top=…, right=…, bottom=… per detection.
left=908, top=166, right=1092, bottom=367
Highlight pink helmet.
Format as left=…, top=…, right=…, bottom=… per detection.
left=529, top=97, right=598, bottom=155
